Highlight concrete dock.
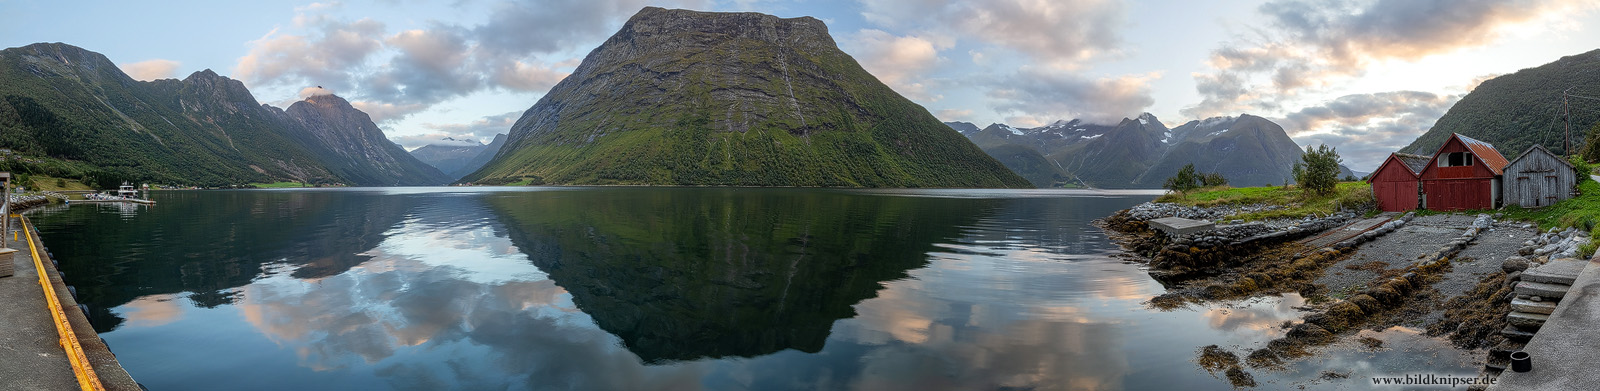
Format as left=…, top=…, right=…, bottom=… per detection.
left=0, top=214, right=139, bottom=390
left=1492, top=254, right=1600, bottom=390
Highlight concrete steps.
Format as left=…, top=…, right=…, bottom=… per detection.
left=1511, top=298, right=1558, bottom=314
left=1515, top=281, right=1571, bottom=300
left=1500, top=258, right=1586, bottom=339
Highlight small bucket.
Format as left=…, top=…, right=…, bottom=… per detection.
left=1511, top=351, right=1533, bottom=373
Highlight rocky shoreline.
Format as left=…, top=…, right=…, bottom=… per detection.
left=1099, top=200, right=1593, bottom=388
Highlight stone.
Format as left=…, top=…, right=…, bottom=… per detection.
left=1507, top=312, right=1550, bottom=329
left=1500, top=326, right=1536, bottom=341
left=1502, top=256, right=1531, bottom=273
left=1515, top=281, right=1572, bottom=299
left=1521, top=260, right=1586, bottom=285
left=1512, top=298, right=1559, bottom=315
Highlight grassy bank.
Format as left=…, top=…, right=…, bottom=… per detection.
left=1154, top=182, right=1374, bottom=221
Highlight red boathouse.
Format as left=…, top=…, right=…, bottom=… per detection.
left=1368, top=152, right=1431, bottom=212
left=1417, top=133, right=1508, bottom=211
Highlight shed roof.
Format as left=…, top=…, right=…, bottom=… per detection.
left=1451, top=133, right=1509, bottom=175
left=1394, top=153, right=1431, bottom=175
left=1507, top=144, right=1575, bottom=170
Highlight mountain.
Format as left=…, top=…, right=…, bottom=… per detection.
left=457, top=133, right=507, bottom=178
left=952, top=113, right=1318, bottom=188
left=463, top=8, right=1029, bottom=188
left=284, top=94, right=450, bottom=186
left=409, top=136, right=499, bottom=180
left=0, top=42, right=447, bottom=187
left=1403, top=48, right=1600, bottom=157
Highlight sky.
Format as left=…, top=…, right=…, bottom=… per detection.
left=4, top=0, right=1599, bottom=171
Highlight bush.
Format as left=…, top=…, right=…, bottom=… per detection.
left=1165, top=164, right=1201, bottom=196
left=1166, top=164, right=1230, bottom=197
left=1293, top=145, right=1343, bottom=197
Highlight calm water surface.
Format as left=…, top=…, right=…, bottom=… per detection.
left=30, top=188, right=1477, bottom=390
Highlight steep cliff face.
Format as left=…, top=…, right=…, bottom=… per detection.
left=465, top=7, right=1028, bottom=188
left=285, top=94, right=450, bottom=186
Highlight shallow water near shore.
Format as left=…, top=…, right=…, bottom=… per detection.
left=30, top=187, right=1478, bottom=390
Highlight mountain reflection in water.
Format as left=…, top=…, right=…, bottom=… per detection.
left=31, top=188, right=1475, bottom=391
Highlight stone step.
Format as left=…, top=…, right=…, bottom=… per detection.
left=1507, top=311, right=1550, bottom=329
left=1511, top=297, right=1559, bottom=315
left=1515, top=281, right=1572, bottom=300
left=1501, top=326, right=1536, bottom=341
left=1522, top=260, right=1586, bottom=285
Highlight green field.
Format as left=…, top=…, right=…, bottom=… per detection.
left=1155, top=182, right=1375, bottom=221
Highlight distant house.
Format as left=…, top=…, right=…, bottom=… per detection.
left=1417, top=133, right=1509, bottom=211
left=1368, top=152, right=1431, bottom=212
left=1503, top=144, right=1577, bottom=208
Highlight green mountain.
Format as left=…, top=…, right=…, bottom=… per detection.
left=464, top=8, right=1029, bottom=188
left=1403, top=48, right=1600, bottom=156
left=0, top=43, right=447, bottom=187
left=953, top=114, right=1328, bottom=188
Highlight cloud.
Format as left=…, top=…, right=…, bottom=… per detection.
left=390, top=111, right=522, bottom=149
left=234, top=16, right=387, bottom=91
left=1184, top=0, right=1594, bottom=119
left=362, top=28, right=482, bottom=104
left=845, top=29, right=949, bottom=101
left=236, top=1, right=710, bottom=118
left=988, top=68, right=1159, bottom=125
left=858, top=0, right=1126, bottom=68
left=490, top=61, right=572, bottom=93
left=351, top=101, right=430, bottom=124
left=1277, top=90, right=1462, bottom=171
left=935, top=109, right=974, bottom=121
left=120, top=59, right=182, bottom=81
left=299, top=86, right=337, bottom=98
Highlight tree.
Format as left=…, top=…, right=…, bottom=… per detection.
left=1165, top=163, right=1201, bottom=196
left=1583, top=121, right=1600, bottom=164
left=1201, top=172, right=1228, bottom=187
left=1293, top=145, right=1342, bottom=196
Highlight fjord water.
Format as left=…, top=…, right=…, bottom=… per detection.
left=31, top=188, right=1474, bottom=390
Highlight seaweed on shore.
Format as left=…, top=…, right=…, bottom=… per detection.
left=1426, top=271, right=1512, bottom=349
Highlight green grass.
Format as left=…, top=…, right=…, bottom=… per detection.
left=1155, top=182, right=1375, bottom=221
left=1500, top=178, right=1600, bottom=258
left=250, top=181, right=309, bottom=188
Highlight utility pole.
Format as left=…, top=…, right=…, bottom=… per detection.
left=1565, top=87, right=1574, bottom=159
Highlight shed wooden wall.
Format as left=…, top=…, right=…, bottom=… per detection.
left=1419, top=138, right=1499, bottom=210
left=1504, top=149, right=1575, bottom=208
left=1369, top=155, right=1420, bottom=212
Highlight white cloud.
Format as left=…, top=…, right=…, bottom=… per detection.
left=120, top=59, right=182, bottom=81
left=858, top=0, right=1126, bottom=68
left=989, top=68, right=1160, bottom=125
left=298, top=86, right=336, bottom=98
left=845, top=29, right=949, bottom=101
left=1184, top=0, right=1597, bottom=119
left=351, top=101, right=430, bottom=124
left=1277, top=90, right=1463, bottom=171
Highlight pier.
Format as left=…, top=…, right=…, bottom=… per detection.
left=1492, top=253, right=1600, bottom=390
left=1, top=212, right=140, bottom=390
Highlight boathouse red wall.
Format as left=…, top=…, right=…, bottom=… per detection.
left=1368, top=154, right=1420, bottom=212
left=1418, top=134, right=1507, bottom=211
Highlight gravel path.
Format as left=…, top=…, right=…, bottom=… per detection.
left=1315, top=215, right=1478, bottom=294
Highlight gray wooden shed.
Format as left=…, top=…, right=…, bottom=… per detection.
left=1503, top=144, right=1576, bottom=208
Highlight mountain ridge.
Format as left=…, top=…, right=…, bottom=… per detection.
left=0, top=42, right=447, bottom=186
left=463, top=7, right=1029, bottom=188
